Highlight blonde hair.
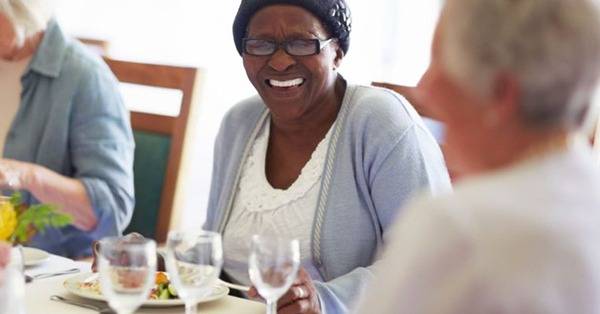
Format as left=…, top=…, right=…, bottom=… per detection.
left=0, top=0, right=55, bottom=47
left=442, top=0, right=600, bottom=130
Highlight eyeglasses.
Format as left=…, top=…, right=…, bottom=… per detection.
left=243, top=38, right=334, bottom=56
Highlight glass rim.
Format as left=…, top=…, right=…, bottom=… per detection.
left=98, top=236, right=157, bottom=250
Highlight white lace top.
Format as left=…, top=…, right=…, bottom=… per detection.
left=222, top=118, right=333, bottom=286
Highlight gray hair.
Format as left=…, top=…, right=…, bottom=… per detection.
left=0, top=0, right=54, bottom=47
left=442, top=0, right=600, bottom=130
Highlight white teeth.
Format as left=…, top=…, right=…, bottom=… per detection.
left=269, top=78, right=304, bottom=88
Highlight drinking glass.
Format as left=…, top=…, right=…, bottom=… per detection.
left=165, top=230, right=223, bottom=314
left=248, top=235, right=300, bottom=314
left=0, top=246, right=25, bottom=314
left=97, top=237, right=157, bottom=314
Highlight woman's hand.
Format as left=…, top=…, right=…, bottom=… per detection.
left=91, top=233, right=165, bottom=272
left=91, top=233, right=145, bottom=272
left=1, top=158, right=98, bottom=231
left=248, top=267, right=321, bottom=314
left=0, top=159, right=32, bottom=190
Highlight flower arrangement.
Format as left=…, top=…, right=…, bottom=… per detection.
left=0, top=193, right=72, bottom=244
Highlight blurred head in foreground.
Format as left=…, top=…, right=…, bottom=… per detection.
left=419, top=0, right=600, bottom=175
left=355, top=1, right=600, bottom=313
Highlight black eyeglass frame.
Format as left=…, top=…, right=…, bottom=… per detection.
left=242, top=38, right=334, bottom=56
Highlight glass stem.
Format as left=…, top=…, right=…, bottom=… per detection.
left=186, top=300, right=198, bottom=314
left=266, top=299, right=277, bottom=314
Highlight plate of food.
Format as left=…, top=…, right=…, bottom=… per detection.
left=63, top=271, right=229, bottom=307
left=22, top=247, right=50, bottom=267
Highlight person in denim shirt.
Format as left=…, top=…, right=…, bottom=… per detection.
left=0, top=0, right=134, bottom=258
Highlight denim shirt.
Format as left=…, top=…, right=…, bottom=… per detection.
left=2, top=20, right=135, bottom=258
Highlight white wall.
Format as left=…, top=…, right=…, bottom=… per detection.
left=54, top=0, right=441, bottom=231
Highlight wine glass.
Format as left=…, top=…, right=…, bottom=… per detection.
left=248, top=235, right=300, bottom=314
left=97, top=237, right=157, bottom=314
left=0, top=246, right=26, bottom=314
left=165, top=230, right=223, bottom=314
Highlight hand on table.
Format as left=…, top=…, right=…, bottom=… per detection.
left=248, top=267, right=321, bottom=314
left=91, top=232, right=145, bottom=272
left=91, top=233, right=165, bottom=273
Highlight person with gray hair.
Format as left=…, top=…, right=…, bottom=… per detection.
left=355, top=0, right=600, bottom=313
left=0, top=0, right=134, bottom=258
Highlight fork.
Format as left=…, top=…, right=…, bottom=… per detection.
left=25, top=268, right=80, bottom=283
left=50, top=295, right=116, bottom=314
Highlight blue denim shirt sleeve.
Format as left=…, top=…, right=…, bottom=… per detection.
left=72, top=65, right=135, bottom=239
left=3, top=20, right=135, bottom=258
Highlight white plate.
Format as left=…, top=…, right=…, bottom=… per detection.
left=63, top=273, right=229, bottom=308
left=22, top=247, right=50, bottom=267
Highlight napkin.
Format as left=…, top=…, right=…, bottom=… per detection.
left=25, top=254, right=89, bottom=277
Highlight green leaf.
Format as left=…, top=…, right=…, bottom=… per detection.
left=50, top=214, right=72, bottom=227
left=8, top=197, right=73, bottom=244
left=10, top=192, right=22, bottom=207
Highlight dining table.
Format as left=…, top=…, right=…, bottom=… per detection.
left=24, top=252, right=266, bottom=314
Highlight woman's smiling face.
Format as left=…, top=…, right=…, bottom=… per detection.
left=242, top=5, right=343, bottom=123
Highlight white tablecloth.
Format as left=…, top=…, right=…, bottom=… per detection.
left=24, top=255, right=265, bottom=314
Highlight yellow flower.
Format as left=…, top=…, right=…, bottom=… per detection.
left=0, top=201, right=17, bottom=241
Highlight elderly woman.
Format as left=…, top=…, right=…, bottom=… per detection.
left=356, top=0, right=600, bottom=313
left=203, top=0, right=450, bottom=313
left=0, top=0, right=134, bottom=258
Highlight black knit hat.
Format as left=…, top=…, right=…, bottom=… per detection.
left=233, top=0, right=352, bottom=56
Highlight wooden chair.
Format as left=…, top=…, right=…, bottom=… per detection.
left=371, top=81, right=465, bottom=180
left=77, top=37, right=110, bottom=56
left=371, top=81, right=435, bottom=118
left=104, top=57, right=200, bottom=242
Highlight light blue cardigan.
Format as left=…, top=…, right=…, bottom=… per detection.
left=205, top=84, right=451, bottom=313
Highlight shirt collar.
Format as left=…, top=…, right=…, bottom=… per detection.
left=26, top=19, right=68, bottom=78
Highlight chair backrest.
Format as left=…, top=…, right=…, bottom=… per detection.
left=103, top=57, right=199, bottom=242
left=77, top=37, right=110, bottom=56
left=370, top=81, right=460, bottom=179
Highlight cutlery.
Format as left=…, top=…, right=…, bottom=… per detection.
left=50, top=295, right=116, bottom=314
left=25, top=268, right=80, bottom=283
left=84, top=272, right=99, bottom=283
left=219, top=279, right=251, bottom=292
